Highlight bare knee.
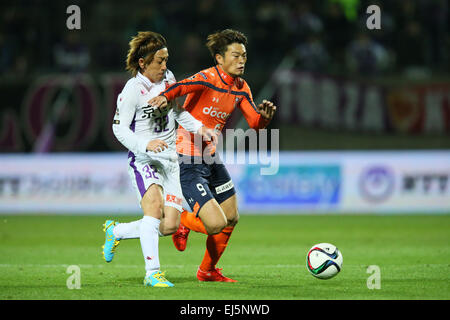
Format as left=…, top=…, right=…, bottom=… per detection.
left=160, top=221, right=178, bottom=235
left=221, top=195, right=239, bottom=227
left=159, top=207, right=180, bottom=235
left=166, top=223, right=178, bottom=235
left=141, top=196, right=164, bottom=217
left=204, top=214, right=227, bottom=235
left=198, top=199, right=228, bottom=235
left=205, top=219, right=227, bottom=235
left=228, top=211, right=239, bottom=227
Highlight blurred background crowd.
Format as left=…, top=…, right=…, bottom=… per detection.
left=0, top=0, right=449, bottom=152
left=1, top=0, right=448, bottom=82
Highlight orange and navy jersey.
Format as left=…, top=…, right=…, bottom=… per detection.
left=161, top=65, right=270, bottom=156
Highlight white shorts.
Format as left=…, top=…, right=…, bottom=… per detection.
left=127, top=152, right=184, bottom=212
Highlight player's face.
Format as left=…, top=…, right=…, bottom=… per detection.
left=217, top=43, right=247, bottom=78
left=142, top=48, right=169, bottom=83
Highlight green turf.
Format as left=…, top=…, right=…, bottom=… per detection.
left=0, top=214, right=449, bottom=300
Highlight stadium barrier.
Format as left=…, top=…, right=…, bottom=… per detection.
left=0, top=151, right=449, bottom=214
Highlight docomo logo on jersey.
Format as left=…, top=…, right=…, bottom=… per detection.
left=203, top=106, right=229, bottom=120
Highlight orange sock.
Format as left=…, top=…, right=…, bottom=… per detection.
left=200, top=226, right=234, bottom=271
left=180, top=209, right=207, bottom=235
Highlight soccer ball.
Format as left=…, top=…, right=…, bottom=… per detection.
left=306, top=243, right=343, bottom=279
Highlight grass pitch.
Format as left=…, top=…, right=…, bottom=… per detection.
left=0, top=214, right=449, bottom=300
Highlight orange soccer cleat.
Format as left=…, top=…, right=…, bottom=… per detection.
left=196, top=267, right=237, bottom=282
left=172, top=223, right=190, bottom=251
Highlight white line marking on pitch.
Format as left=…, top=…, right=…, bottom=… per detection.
left=1, top=263, right=444, bottom=269
left=0, top=263, right=307, bottom=269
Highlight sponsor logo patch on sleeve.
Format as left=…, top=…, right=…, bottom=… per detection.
left=166, top=194, right=182, bottom=205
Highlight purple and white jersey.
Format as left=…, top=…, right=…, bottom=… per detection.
left=112, top=70, right=203, bottom=160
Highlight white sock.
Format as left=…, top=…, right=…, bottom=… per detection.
left=113, top=220, right=141, bottom=240
left=139, top=216, right=161, bottom=274
left=113, top=219, right=165, bottom=239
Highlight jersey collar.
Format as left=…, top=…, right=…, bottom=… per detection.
left=215, top=65, right=235, bottom=86
left=137, top=71, right=167, bottom=87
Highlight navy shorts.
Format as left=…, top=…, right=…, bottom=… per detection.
left=178, top=154, right=236, bottom=215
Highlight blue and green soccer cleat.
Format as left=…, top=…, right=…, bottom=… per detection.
left=102, top=220, right=120, bottom=263
left=143, top=271, right=174, bottom=287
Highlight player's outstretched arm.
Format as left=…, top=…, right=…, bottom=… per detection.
left=149, top=72, right=209, bottom=109
left=148, top=95, right=168, bottom=109
left=173, top=104, right=203, bottom=134
left=240, top=96, right=277, bottom=129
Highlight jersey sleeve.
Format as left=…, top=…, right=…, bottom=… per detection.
left=238, top=82, right=270, bottom=130
left=112, top=82, right=149, bottom=154
left=172, top=102, right=204, bottom=134
left=165, top=68, right=204, bottom=133
left=160, top=71, right=209, bottom=101
left=165, top=69, right=177, bottom=85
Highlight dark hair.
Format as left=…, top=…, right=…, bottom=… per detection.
left=206, top=29, right=248, bottom=63
left=126, top=31, right=167, bottom=76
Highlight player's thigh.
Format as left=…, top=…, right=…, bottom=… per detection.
left=160, top=160, right=184, bottom=235
left=210, top=162, right=238, bottom=225
left=141, top=183, right=164, bottom=219
left=219, top=194, right=239, bottom=226
left=127, top=156, right=164, bottom=218
left=179, top=161, right=227, bottom=234
left=178, top=160, right=212, bottom=213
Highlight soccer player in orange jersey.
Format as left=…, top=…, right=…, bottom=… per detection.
left=149, top=29, right=276, bottom=282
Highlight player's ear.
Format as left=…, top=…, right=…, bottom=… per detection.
left=138, top=57, right=146, bottom=70
left=215, top=53, right=224, bottom=66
